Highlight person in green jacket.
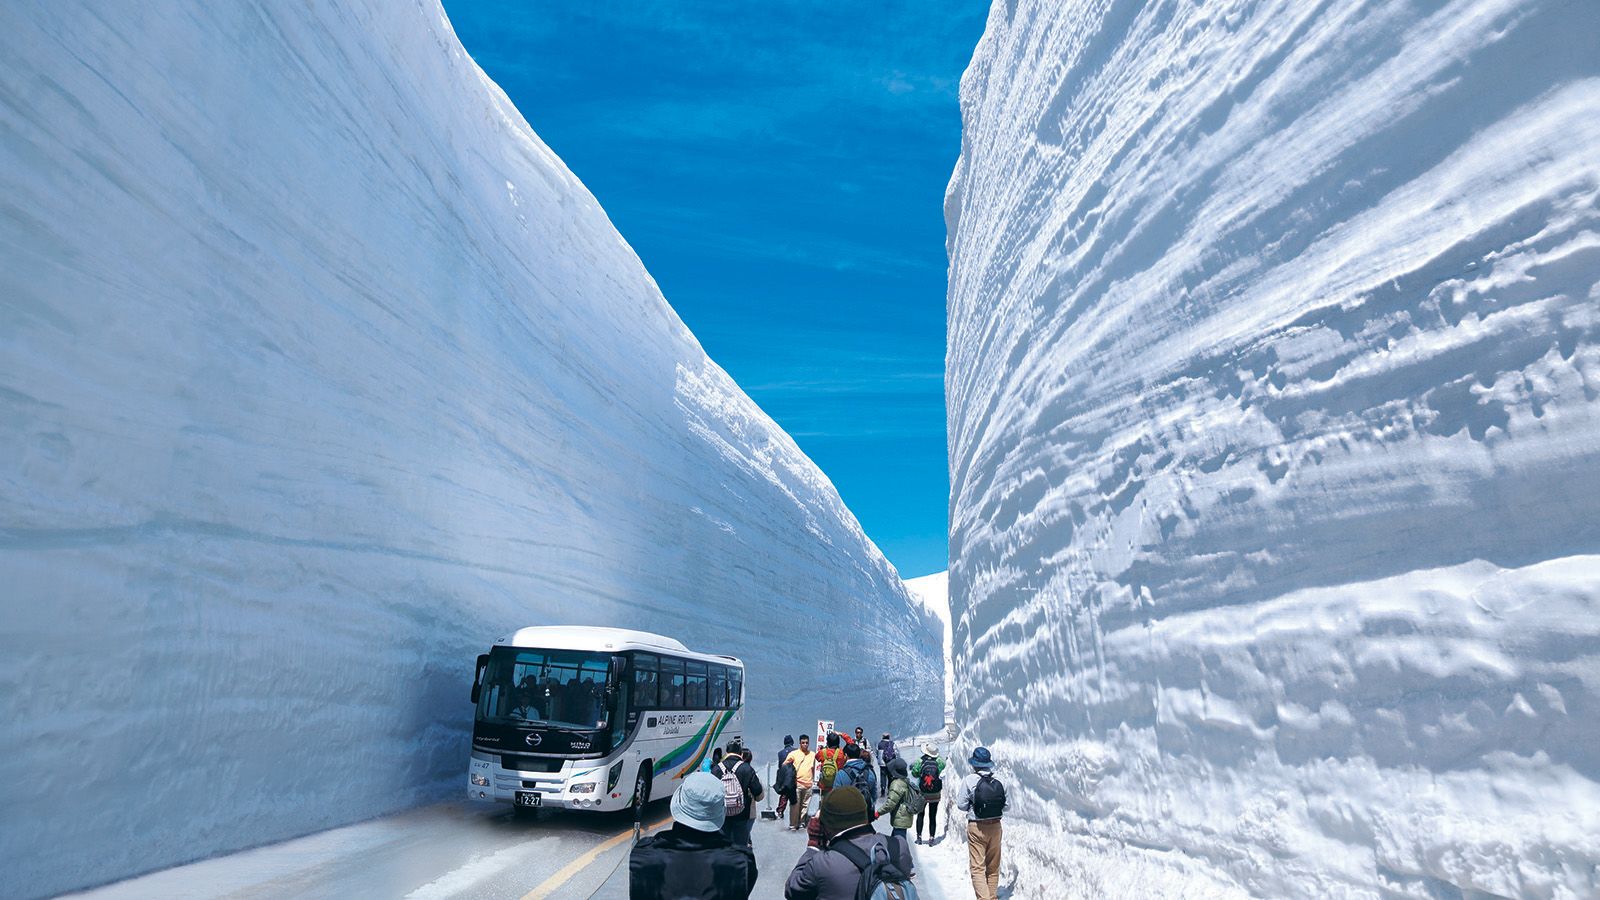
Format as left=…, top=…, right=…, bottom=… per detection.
left=875, top=757, right=919, bottom=841
left=912, top=742, right=948, bottom=844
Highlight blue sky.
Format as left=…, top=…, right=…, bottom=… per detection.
left=444, top=2, right=989, bottom=578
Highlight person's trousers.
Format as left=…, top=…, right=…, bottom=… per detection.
left=966, top=819, right=1002, bottom=900
left=916, top=798, right=939, bottom=839
left=724, top=814, right=754, bottom=848
left=789, top=785, right=812, bottom=828
left=878, top=765, right=891, bottom=797
left=776, top=791, right=789, bottom=816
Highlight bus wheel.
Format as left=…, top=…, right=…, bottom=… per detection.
left=632, top=764, right=653, bottom=819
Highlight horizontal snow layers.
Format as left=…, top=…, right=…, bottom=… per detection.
left=0, top=3, right=940, bottom=896
left=946, top=0, right=1600, bottom=895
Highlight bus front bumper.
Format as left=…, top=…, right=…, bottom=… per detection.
left=467, top=753, right=624, bottom=810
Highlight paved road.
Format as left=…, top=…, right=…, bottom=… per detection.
left=67, top=791, right=953, bottom=899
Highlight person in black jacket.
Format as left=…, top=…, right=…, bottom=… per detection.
left=774, top=735, right=796, bottom=817
left=630, top=771, right=757, bottom=899
left=774, top=752, right=798, bottom=822
left=713, top=741, right=764, bottom=848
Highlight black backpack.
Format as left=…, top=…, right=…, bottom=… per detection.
left=918, top=758, right=943, bottom=794
left=972, top=771, right=1006, bottom=819
left=833, top=838, right=919, bottom=900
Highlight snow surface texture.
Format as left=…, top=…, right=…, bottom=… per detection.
left=0, top=3, right=940, bottom=896
left=946, top=0, right=1600, bottom=896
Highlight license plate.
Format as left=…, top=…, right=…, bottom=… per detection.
left=515, top=791, right=542, bottom=808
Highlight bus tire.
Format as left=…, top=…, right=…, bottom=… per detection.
left=633, top=763, right=653, bottom=817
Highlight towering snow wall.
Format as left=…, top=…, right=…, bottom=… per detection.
left=947, top=0, right=1600, bottom=895
left=0, top=3, right=940, bottom=895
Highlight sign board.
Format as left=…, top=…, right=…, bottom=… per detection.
left=816, top=719, right=834, bottom=747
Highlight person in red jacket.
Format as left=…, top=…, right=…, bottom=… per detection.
left=814, top=732, right=848, bottom=798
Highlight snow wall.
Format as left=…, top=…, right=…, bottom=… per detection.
left=0, top=3, right=941, bottom=896
left=946, top=0, right=1600, bottom=896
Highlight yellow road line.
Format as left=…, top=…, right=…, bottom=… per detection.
left=521, top=814, right=673, bottom=900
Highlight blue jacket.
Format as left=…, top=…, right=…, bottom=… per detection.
left=834, top=759, right=877, bottom=801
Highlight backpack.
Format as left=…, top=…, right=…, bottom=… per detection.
left=880, top=740, right=897, bottom=763
left=834, top=761, right=859, bottom=792
left=721, top=762, right=746, bottom=816
left=972, top=771, right=1006, bottom=820
left=819, top=749, right=842, bottom=790
left=834, top=838, right=919, bottom=900
left=904, top=779, right=927, bottom=814
left=917, top=758, right=943, bottom=795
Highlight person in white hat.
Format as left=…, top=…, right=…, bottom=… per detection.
left=912, top=741, right=947, bottom=845
left=628, top=771, right=757, bottom=898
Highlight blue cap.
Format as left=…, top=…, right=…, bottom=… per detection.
left=969, top=746, right=994, bottom=769
left=670, top=771, right=727, bottom=832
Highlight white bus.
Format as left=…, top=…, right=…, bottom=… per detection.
left=467, top=626, right=745, bottom=815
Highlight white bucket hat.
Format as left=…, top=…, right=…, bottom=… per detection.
left=670, top=771, right=727, bottom=833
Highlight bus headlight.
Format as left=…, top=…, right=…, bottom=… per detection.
left=570, top=782, right=597, bottom=794
left=471, top=773, right=491, bottom=787
left=607, top=760, right=625, bottom=792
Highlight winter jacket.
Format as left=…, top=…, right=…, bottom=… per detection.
left=832, top=759, right=876, bottom=804
left=782, top=825, right=913, bottom=900
left=775, top=760, right=797, bottom=797
left=876, top=775, right=917, bottom=830
left=630, top=822, right=758, bottom=899
left=877, top=738, right=897, bottom=763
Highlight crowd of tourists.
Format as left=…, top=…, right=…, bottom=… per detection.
left=628, top=726, right=1009, bottom=900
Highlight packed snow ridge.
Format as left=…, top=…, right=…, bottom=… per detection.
left=945, top=0, right=1600, bottom=896
left=0, top=3, right=940, bottom=896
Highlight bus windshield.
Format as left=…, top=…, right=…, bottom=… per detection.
left=476, top=647, right=611, bottom=730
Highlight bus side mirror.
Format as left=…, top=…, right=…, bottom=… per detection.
left=470, top=654, right=489, bottom=704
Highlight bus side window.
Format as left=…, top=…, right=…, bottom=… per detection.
left=709, top=666, right=727, bottom=710
left=685, top=660, right=707, bottom=708
left=660, top=656, right=685, bottom=708
left=633, top=653, right=659, bottom=708
left=729, top=668, right=743, bottom=707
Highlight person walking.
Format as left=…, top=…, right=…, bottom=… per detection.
left=875, top=756, right=917, bottom=842
left=832, top=742, right=877, bottom=806
left=629, top=771, right=758, bottom=899
left=782, top=787, right=915, bottom=900
left=714, top=741, right=764, bottom=849
left=784, top=734, right=817, bottom=831
left=775, top=750, right=797, bottom=822
left=815, top=732, right=846, bottom=799
left=876, top=732, right=897, bottom=799
left=957, top=746, right=1008, bottom=900
left=775, top=734, right=797, bottom=818
left=912, top=742, right=947, bottom=845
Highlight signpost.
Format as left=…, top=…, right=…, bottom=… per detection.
left=817, top=718, right=834, bottom=746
